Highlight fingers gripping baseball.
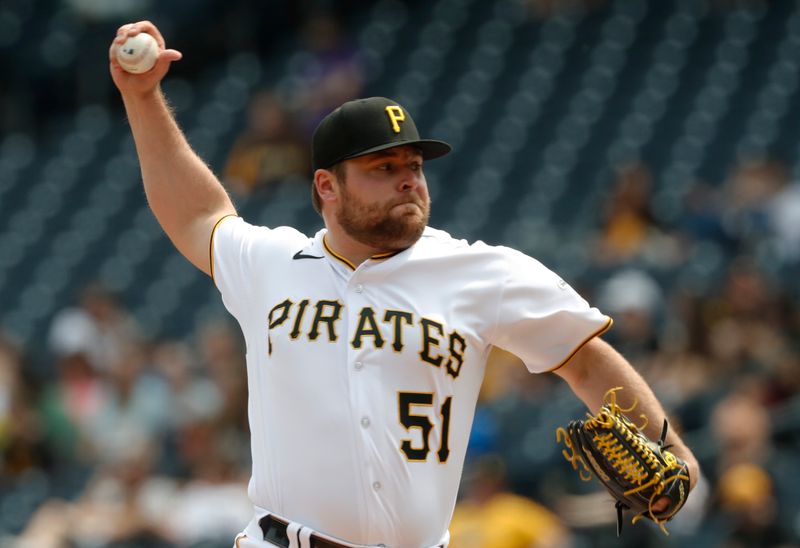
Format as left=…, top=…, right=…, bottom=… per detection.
left=109, top=21, right=182, bottom=95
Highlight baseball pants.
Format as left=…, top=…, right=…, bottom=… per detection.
left=233, top=507, right=448, bottom=548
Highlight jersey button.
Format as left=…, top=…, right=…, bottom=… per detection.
left=355, top=284, right=364, bottom=293
left=354, top=361, right=363, bottom=370
left=372, top=481, right=382, bottom=491
left=360, top=417, right=370, bottom=428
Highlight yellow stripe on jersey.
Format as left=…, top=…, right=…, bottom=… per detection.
left=322, top=235, right=357, bottom=270
left=322, top=235, right=403, bottom=269
left=547, top=317, right=614, bottom=372
left=209, top=214, right=238, bottom=283
left=371, top=249, right=403, bottom=260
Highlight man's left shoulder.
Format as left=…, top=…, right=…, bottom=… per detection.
left=419, top=227, right=518, bottom=257
left=415, top=227, right=522, bottom=268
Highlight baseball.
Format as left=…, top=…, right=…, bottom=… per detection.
left=116, top=32, right=159, bottom=74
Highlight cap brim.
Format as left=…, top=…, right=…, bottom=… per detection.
left=341, top=139, right=452, bottom=163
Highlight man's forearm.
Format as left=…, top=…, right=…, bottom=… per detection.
left=123, top=88, right=234, bottom=237
left=557, top=338, right=700, bottom=486
left=121, top=87, right=235, bottom=273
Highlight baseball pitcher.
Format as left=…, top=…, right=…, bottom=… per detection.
left=109, top=21, right=699, bottom=548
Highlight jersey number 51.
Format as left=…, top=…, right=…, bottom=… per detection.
left=398, top=392, right=453, bottom=463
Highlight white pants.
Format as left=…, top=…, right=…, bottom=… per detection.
left=232, top=507, right=449, bottom=548
left=232, top=509, right=380, bottom=548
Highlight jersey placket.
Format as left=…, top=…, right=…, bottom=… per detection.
left=344, top=261, right=388, bottom=540
left=322, top=251, right=384, bottom=539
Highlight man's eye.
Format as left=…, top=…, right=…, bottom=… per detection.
left=410, top=162, right=422, bottom=171
left=378, top=164, right=392, bottom=171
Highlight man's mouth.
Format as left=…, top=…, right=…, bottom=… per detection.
left=390, top=203, right=423, bottom=216
left=391, top=201, right=423, bottom=210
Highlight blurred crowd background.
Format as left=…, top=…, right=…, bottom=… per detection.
left=2, top=0, right=800, bottom=546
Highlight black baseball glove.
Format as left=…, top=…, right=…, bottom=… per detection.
left=556, top=387, right=691, bottom=535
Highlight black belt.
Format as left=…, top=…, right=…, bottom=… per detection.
left=259, top=515, right=358, bottom=548
left=259, top=515, right=444, bottom=548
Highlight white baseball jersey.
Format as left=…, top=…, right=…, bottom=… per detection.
left=211, top=215, right=611, bottom=548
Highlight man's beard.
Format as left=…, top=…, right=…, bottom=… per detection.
left=335, top=182, right=429, bottom=251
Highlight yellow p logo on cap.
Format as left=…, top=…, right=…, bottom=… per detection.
left=385, top=106, right=405, bottom=133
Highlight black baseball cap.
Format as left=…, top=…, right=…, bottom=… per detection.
left=312, top=97, right=452, bottom=170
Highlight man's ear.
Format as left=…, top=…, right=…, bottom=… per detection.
left=314, top=169, right=338, bottom=205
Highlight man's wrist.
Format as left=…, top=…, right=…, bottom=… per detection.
left=121, top=85, right=166, bottom=110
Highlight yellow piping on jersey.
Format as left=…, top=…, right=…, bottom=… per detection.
left=371, top=249, right=403, bottom=260
left=322, top=235, right=403, bottom=270
left=547, top=316, right=614, bottom=373
left=323, top=235, right=357, bottom=270
left=209, top=214, right=238, bottom=283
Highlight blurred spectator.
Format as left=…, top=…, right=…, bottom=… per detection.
left=0, top=332, right=46, bottom=478
left=595, top=163, right=680, bottom=268
left=450, top=454, right=572, bottom=548
left=151, top=339, right=223, bottom=430
left=702, top=259, right=790, bottom=385
left=716, top=259, right=777, bottom=322
left=47, top=282, right=143, bottom=374
left=721, top=158, right=790, bottom=253
left=223, top=90, right=309, bottom=196
left=710, top=382, right=773, bottom=473
left=16, top=349, right=249, bottom=547
left=290, top=13, right=365, bottom=136
left=706, top=379, right=800, bottom=548
left=600, top=162, right=656, bottom=258
left=678, top=181, right=732, bottom=251
left=711, top=462, right=788, bottom=547
left=197, top=320, right=245, bottom=373
left=766, top=176, right=800, bottom=264
left=36, top=351, right=108, bottom=463
left=195, top=321, right=250, bottom=463
left=16, top=442, right=175, bottom=547
left=83, top=343, right=172, bottom=466
left=767, top=350, right=800, bottom=404
left=160, top=420, right=252, bottom=545
left=596, top=269, right=663, bottom=362
left=479, top=346, right=540, bottom=406
left=476, top=348, right=570, bottom=496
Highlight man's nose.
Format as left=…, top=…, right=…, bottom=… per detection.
left=398, top=167, right=421, bottom=191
